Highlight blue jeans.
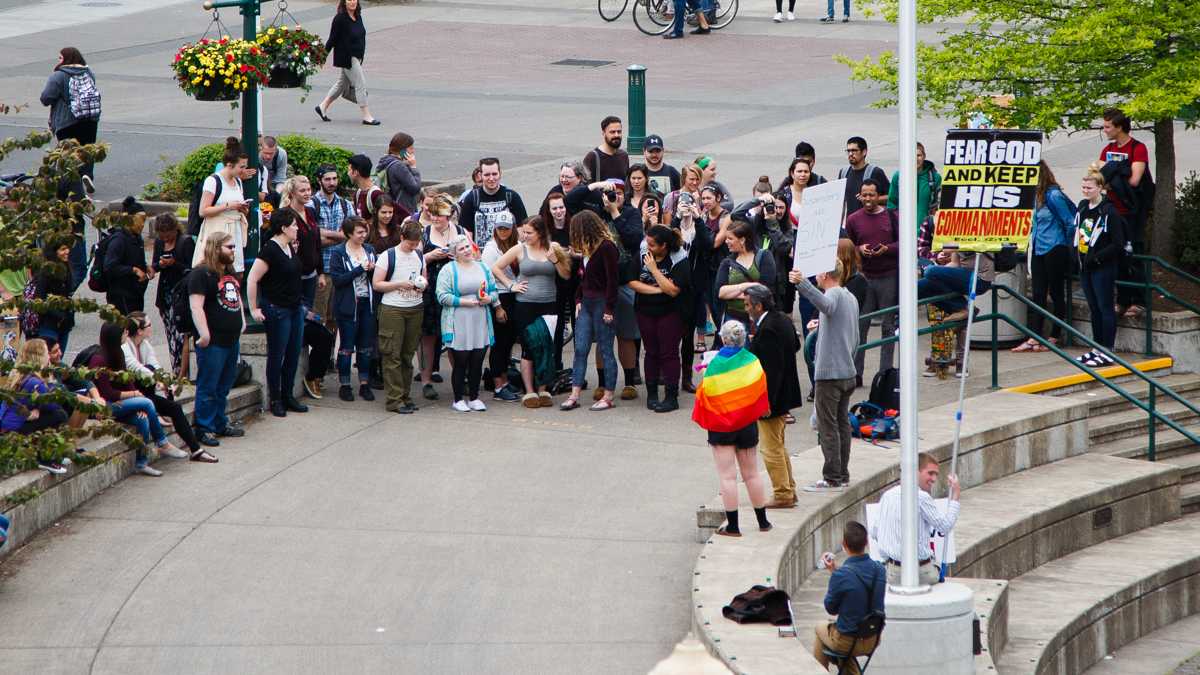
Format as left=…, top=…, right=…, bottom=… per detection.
left=69, top=237, right=87, bottom=292
left=263, top=301, right=304, bottom=400
left=827, top=0, right=849, bottom=17
left=301, top=275, right=318, bottom=310
left=572, top=297, right=618, bottom=390
left=195, top=342, right=240, bottom=434
left=1081, top=263, right=1118, bottom=349
left=918, top=266, right=992, bottom=313
left=110, top=396, right=165, bottom=466
left=337, top=297, right=375, bottom=385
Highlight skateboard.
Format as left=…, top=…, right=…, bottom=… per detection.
left=927, top=304, right=956, bottom=379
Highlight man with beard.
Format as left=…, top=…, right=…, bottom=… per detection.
left=583, top=116, right=630, bottom=183
left=457, top=157, right=528, bottom=248
left=189, top=231, right=247, bottom=446
left=643, top=134, right=681, bottom=195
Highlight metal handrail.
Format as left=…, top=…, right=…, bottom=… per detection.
left=1135, top=254, right=1200, bottom=287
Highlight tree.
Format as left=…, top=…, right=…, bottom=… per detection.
left=0, top=131, right=169, bottom=476
left=838, top=0, right=1200, bottom=259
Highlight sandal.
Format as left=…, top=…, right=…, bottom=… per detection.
left=783, top=413, right=796, bottom=425
left=1124, top=305, right=1145, bottom=319
left=1011, top=339, right=1038, bottom=353
left=1029, top=342, right=1049, bottom=352
left=715, top=526, right=742, bottom=538
left=190, top=449, right=219, bottom=463
left=590, top=398, right=615, bottom=411
left=560, top=397, right=580, bottom=411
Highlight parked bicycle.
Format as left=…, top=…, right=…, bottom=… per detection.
left=633, top=0, right=738, bottom=35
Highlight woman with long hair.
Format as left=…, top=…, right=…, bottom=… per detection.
left=1013, top=160, right=1077, bottom=353
left=539, top=192, right=576, bottom=370
left=692, top=320, right=773, bottom=537
left=150, top=214, right=195, bottom=380
left=671, top=185, right=714, bottom=393
left=329, top=216, right=377, bottom=402
left=278, top=175, right=323, bottom=308
left=122, top=313, right=216, bottom=462
left=714, top=220, right=777, bottom=330
left=1074, top=164, right=1127, bottom=367
left=418, top=194, right=464, bottom=399
left=248, top=209, right=308, bottom=417
left=436, top=234, right=503, bottom=412
left=641, top=193, right=664, bottom=229
left=0, top=339, right=71, bottom=474
left=631, top=225, right=691, bottom=413
left=32, top=240, right=75, bottom=350
left=194, top=137, right=250, bottom=274
left=40, top=47, right=99, bottom=187
left=316, top=0, right=380, bottom=125
left=90, top=322, right=185, bottom=476
left=560, top=211, right=620, bottom=411
left=368, top=195, right=403, bottom=254
left=663, top=163, right=703, bottom=225
left=491, top=216, right=571, bottom=407
left=626, top=163, right=656, bottom=211
left=480, top=216, right=521, bottom=401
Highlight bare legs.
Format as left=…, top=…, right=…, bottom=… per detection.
left=711, top=445, right=768, bottom=511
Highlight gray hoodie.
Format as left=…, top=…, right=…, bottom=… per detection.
left=40, top=66, right=97, bottom=133
left=375, top=153, right=421, bottom=215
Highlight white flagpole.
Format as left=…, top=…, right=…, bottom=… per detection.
left=949, top=252, right=982, bottom=477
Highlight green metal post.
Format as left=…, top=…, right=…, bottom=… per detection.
left=1143, top=257, right=1153, bottom=356
left=991, top=287, right=999, bottom=389
left=626, top=65, right=646, bottom=155
left=241, top=0, right=261, bottom=267
left=1148, top=382, right=1157, bottom=461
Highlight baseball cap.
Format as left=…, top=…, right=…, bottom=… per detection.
left=644, top=134, right=664, bottom=150
left=493, top=212, right=515, bottom=228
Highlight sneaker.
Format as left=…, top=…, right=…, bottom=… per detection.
left=803, top=480, right=844, bottom=492
left=493, top=387, right=520, bottom=402
left=217, top=425, right=245, bottom=438
left=158, top=443, right=188, bottom=460
left=359, top=384, right=375, bottom=402
left=339, top=385, right=354, bottom=402
left=39, top=461, right=67, bottom=475
left=397, top=402, right=418, bottom=414
left=431, top=373, right=444, bottom=383
left=423, top=383, right=439, bottom=400
left=773, top=11, right=783, bottom=21
left=136, top=464, right=163, bottom=477
left=197, top=431, right=221, bottom=447
left=922, top=365, right=938, bottom=378
left=787, top=10, right=795, bottom=19
left=452, top=400, right=471, bottom=413
left=819, top=14, right=835, bottom=21
left=955, top=368, right=969, bottom=379
left=842, top=14, right=850, bottom=21
left=303, top=378, right=323, bottom=399
left=468, top=399, right=487, bottom=412
left=81, top=174, right=95, bottom=194
left=1075, top=350, right=1097, bottom=364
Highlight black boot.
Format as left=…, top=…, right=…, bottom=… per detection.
left=269, top=399, right=287, bottom=417
left=283, top=395, right=309, bottom=413
left=655, top=384, right=679, bottom=412
left=359, top=383, right=375, bottom=401
left=646, top=379, right=660, bottom=410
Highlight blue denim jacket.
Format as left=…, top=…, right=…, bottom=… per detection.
left=1032, top=186, right=1076, bottom=256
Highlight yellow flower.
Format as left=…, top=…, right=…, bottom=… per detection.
left=203, top=80, right=210, bottom=86
left=192, top=76, right=202, bottom=84
left=267, top=27, right=275, bottom=35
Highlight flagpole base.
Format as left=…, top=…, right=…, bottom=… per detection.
left=871, top=581, right=975, bottom=674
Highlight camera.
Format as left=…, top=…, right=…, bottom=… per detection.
left=762, top=202, right=776, bottom=216
left=604, top=189, right=618, bottom=202
left=678, top=192, right=695, bottom=207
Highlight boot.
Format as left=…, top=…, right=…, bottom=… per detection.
left=655, top=384, right=679, bottom=412
left=283, top=395, right=309, bottom=413
left=269, top=399, right=287, bottom=417
left=645, top=379, right=660, bottom=410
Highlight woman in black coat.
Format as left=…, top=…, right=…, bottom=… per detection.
left=103, top=212, right=151, bottom=314
left=315, top=0, right=380, bottom=125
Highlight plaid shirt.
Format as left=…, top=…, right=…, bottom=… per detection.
left=312, top=191, right=353, bottom=271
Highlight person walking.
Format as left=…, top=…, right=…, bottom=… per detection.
left=373, top=219, right=426, bottom=414
left=630, top=225, right=691, bottom=413
left=790, top=263, right=860, bottom=491
left=436, top=234, right=503, bottom=412
left=248, top=209, right=309, bottom=417
left=560, top=211, right=620, bottom=412
left=103, top=210, right=152, bottom=314
left=316, top=0, right=380, bottom=125
left=40, top=47, right=101, bottom=189
left=188, top=231, right=246, bottom=446
left=744, top=285, right=803, bottom=508
left=691, top=320, right=773, bottom=537
left=194, top=138, right=250, bottom=275
left=150, top=214, right=195, bottom=380
left=1074, top=164, right=1128, bottom=367
left=328, top=216, right=377, bottom=402
left=1012, top=161, right=1076, bottom=354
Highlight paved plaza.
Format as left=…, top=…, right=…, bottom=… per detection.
left=1, top=0, right=1199, bottom=673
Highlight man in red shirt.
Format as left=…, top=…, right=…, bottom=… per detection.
left=844, top=179, right=898, bottom=385
left=1099, top=107, right=1151, bottom=316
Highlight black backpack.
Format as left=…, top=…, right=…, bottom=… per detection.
left=72, top=343, right=101, bottom=369
left=869, top=367, right=901, bottom=411
left=187, top=173, right=240, bottom=236
left=172, top=268, right=199, bottom=336
left=86, top=228, right=118, bottom=293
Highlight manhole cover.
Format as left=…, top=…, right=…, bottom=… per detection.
left=80, top=1, right=122, bottom=6
left=551, top=59, right=615, bottom=68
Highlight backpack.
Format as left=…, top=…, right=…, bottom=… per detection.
left=86, top=228, right=119, bottom=293
left=838, top=163, right=878, bottom=183
left=990, top=247, right=1020, bottom=273
left=171, top=268, right=199, bottom=336
left=67, top=71, right=101, bottom=120
left=371, top=162, right=391, bottom=199
left=71, top=343, right=100, bottom=369
left=846, top=565, right=887, bottom=640
left=869, top=367, right=901, bottom=411
left=187, top=174, right=239, bottom=236
left=19, top=277, right=39, bottom=338
left=356, top=185, right=382, bottom=218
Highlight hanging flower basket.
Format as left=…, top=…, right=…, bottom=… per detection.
left=170, top=37, right=270, bottom=104
left=256, top=26, right=326, bottom=95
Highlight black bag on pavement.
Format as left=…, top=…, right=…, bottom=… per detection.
left=869, top=367, right=901, bottom=411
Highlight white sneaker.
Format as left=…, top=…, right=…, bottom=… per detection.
left=772, top=11, right=783, bottom=21
left=787, top=11, right=796, bottom=20
left=468, top=399, right=487, bottom=412
left=158, top=443, right=188, bottom=459
left=137, top=465, right=163, bottom=477
left=452, top=400, right=470, bottom=413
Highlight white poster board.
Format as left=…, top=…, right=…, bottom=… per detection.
left=864, top=498, right=957, bottom=566
left=792, top=178, right=847, bottom=277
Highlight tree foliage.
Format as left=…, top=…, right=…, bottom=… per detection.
left=838, top=0, right=1200, bottom=257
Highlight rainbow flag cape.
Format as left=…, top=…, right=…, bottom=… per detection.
left=692, top=346, right=769, bottom=433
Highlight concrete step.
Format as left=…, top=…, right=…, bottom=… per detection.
left=1181, top=482, right=1200, bottom=515
left=1082, top=613, right=1200, bottom=675
left=1076, top=372, right=1200, bottom=418
left=1030, top=358, right=1174, bottom=398
left=1161, top=453, right=1200, bottom=486
left=996, top=515, right=1200, bottom=675
left=952, top=453, right=1181, bottom=581
left=1085, top=420, right=1200, bottom=463
left=1086, top=399, right=1200, bottom=447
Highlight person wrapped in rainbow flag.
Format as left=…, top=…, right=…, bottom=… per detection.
left=692, top=320, right=774, bottom=537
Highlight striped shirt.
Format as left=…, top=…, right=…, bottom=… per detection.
left=870, top=484, right=960, bottom=563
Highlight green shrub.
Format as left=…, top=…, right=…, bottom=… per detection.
left=1174, top=172, right=1200, bottom=272
left=142, top=135, right=353, bottom=202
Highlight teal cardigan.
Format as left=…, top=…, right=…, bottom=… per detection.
left=435, top=260, right=500, bottom=346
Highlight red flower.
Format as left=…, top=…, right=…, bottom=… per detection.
left=298, top=42, right=309, bottom=50
left=200, top=38, right=209, bottom=45
left=250, top=46, right=260, bottom=55
left=174, top=54, right=181, bottom=62
left=226, top=52, right=234, bottom=62
left=240, top=64, right=248, bottom=72
left=219, top=37, right=228, bottom=44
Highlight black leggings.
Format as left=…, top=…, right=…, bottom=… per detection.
left=1029, top=245, right=1070, bottom=341
left=450, top=348, right=486, bottom=402
left=488, top=293, right=518, bottom=385
left=146, top=391, right=200, bottom=452
left=775, top=0, right=796, bottom=10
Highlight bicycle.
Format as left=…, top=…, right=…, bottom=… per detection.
left=598, top=0, right=630, bottom=21
left=633, top=0, right=738, bottom=36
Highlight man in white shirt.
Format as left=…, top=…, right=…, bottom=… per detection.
left=372, top=220, right=426, bottom=414
left=870, top=452, right=960, bottom=586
